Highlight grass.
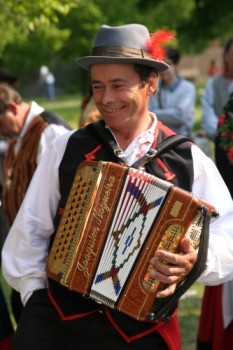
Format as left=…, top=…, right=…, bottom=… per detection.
left=33, top=93, right=82, bottom=129
left=179, top=283, right=204, bottom=350
left=1, top=90, right=206, bottom=347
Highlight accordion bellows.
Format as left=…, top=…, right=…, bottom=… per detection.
left=46, top=160, right=215, bottom=321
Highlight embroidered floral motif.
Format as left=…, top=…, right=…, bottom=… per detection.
left=135, top=141, right=151, bottom=159
left=217, top=93, right=233, bottom=165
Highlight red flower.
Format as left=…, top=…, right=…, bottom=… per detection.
left=227, top=146, right=233, bottom=163
left=221, top=132, right=228, bottom=138
left=218, top=114, right=226, bottom=126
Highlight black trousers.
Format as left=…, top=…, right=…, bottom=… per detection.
left=11, top=289, right=23, bottom=324
left=13, top=289, right=169, bottom=350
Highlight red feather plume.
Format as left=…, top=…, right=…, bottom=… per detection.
left=146, top=28, right=175, bottom=61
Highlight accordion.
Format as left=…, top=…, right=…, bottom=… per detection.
left=46, top=160, right=217, bottom=321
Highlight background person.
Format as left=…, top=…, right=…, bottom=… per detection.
left=0, top=68, right=20, bottom=350
left=0, top=67, right=19, bottom=251
left=148, top=47, right=196, bottom=138
left=2, top=24, right=233, bottom=350
left=199, top=37, right=233, bottom=140
left=38, top=65, right=56, bottom=100
left=197, top=93, right=233, bottom=350
left=208, top=58, right=221, bottom=77
left=79, top=87, right=101, bottom=127
left=0, top=83, right=71, bottom=325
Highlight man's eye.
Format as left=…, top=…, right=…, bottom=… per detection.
left=113, top=84, right=124, bottom=89
left=92, top=86, right=102, bottom=90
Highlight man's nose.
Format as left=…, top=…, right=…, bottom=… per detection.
left=101, top=87, right=114, bottom=104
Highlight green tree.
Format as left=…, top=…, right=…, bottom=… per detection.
left=1, top=0, right=232, bottom=90
left=0, top=0, right=79, bottom=79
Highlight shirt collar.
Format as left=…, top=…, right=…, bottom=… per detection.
left=105, top=113, right=157, bottom=148
left=19, top=101, right=44, bottom=139
left=160, top=73, right=183, bottom=92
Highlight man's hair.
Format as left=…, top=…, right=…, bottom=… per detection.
left=134, top=64, right=159, bottom=90
left=0, top=83, right=22, bottom=114
left=223, top=37, right=233, bottom=70
left=165, top=47, right=180, bottom=65
left=224, top=37, right=233, bottom=55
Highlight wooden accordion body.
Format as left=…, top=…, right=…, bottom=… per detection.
left=46, top=160, right=216, bottom=321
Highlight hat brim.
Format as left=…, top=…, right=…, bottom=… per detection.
left=76, top=56, right=169, bottom=72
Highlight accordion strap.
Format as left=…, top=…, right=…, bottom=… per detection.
left=86, top=120, right=128, bottom=164
left=86, top=120, right=191, bottom=168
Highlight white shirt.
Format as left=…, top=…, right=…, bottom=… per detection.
left=14, top=101, right=69, bottom=163
left=2, top=114, right=233, bottom=305
left=39, top=65, right=55, bottom=84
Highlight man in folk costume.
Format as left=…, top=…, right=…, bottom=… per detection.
left=196, top=36, right=233, bottom=350
left=197, top=93, right=233, bottom=349
left=0, top=83, right=71, bottom=324
left=0, top=69, right=19, bottom=350
left=2, top=24, right=233, bottom=350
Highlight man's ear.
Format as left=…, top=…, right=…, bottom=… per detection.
left=147, top=72, right=157, bottom=96
left=7, top=102, right=18, bottom=115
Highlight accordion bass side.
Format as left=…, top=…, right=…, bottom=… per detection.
left=46, top=160, right=217, bottom=321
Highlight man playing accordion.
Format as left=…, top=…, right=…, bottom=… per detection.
left=2, top=23, right=233, bottom=350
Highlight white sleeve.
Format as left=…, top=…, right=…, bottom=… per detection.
left=37, top=124, right=69, bottom=164
left=1, top=131, right=73, bottom=304
left=191, top=145, right=233, bottom=285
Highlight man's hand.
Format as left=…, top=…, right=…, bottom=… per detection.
left=149, top=237, right=197, bottom=298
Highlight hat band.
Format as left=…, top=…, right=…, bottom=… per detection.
left=92, top=46, right=152, bottom=59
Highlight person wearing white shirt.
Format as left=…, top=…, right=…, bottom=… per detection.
left=38, top=65, right=56, bottom=100
left=0, top=82, right=71, bottom=324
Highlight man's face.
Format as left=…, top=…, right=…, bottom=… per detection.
left=158, top=58, right=177, bottom=85
left=91, top=63, right=151, bottom=131
left=0, top=105, right=19, bottom=139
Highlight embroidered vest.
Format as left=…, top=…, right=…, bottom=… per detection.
left=2, top=115, right=48, bottom=227
left=47, top=121, right=193, bottom=347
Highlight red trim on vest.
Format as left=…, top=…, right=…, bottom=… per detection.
left=156, top=309, right=182, bottom=350
left=156, top=158, right=176, bottom=181
left=58, top=207, right=64, bottom=215
left=48, top=287, right=180, bottom=346
left=151, top=121, right=177, bottom=181
left=47, top=288, right=98, bottom=320
left=0, top=335, right=13, bottom=350
left=105, top=308, right=165, bottom=343
left=85, top=145, right=102, bottom=161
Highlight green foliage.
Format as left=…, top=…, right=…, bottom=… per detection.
left=177, top=0, right=233, bottom=52
left=0, top=0, right=77, bottom=53
left=138, top=0, right=195, bottom=32
left=1, top=0, right=232, bottom=90
left=4, top=27, right=70, bottom=81
left=0, top=0, right=80, bottom=81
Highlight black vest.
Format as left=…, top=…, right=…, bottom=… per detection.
left=48, top=122, right=194, bottom=336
